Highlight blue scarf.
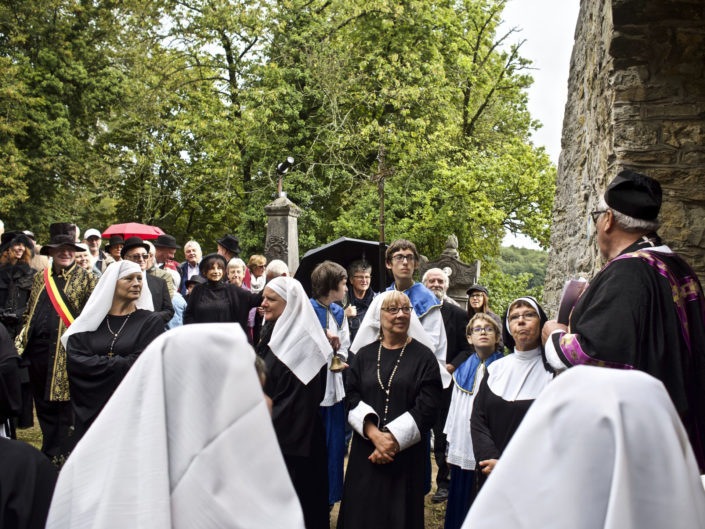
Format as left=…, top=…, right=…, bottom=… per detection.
left=310, top=298, right=345, bottom=330
left=453, top=350, right=505, bottom=393
left=386, top=281, right=440, bottom=319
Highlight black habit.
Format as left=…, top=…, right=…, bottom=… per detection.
left=0, top=437, right=57, bottom=529
left=258, top=323, right=329, bottom=529
left=337, top=339, right=442, bottom=529
left=66, top=309, right=165, bottom=441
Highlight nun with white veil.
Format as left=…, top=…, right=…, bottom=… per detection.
left=61, top=260, right=164, bottom=444
left=462, top=366, right=705, bottom=529
left=256, top=276, right=332, bottom=529
left=47, top=323, right=306, bottom=529
left=337, top=290, right=443, bottom=529
left=469, top=296, right=554, bottom=493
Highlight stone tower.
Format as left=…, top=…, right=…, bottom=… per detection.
left=544, top=0, right=705, bottom=311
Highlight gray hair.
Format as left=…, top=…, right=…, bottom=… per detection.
left=265, top=259, right=289, bottom=279
left=348, top=259, right=372, bottom=277
left=599, top=196, right=660, bottom=233
left=228, top=257, right=247, bottom=271
left=184, top=240, right=201, bottom=252
left=421, top=267, right=449, bottom=289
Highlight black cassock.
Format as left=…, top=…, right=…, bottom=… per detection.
left=0, top=437, right=57, bottom=529
left=259, top=323, right=329, bottom=529
left=66, top=309, right=165, bottom=440
left=338, top=339, right=441, bottom=529
left=549, top=235, right=705, bottom=470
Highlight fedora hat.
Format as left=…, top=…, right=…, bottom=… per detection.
left=40, top=223, right=83, bottom=255
left=104, top=235, right=125, bottom=252
left=154, top=234, right=179, bottom=249
left=215, top=234, right=241, bottom=256
left=120, top=236, right=151, bottom=258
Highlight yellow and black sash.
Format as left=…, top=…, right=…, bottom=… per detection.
left=43, top=268, right=75, bottom=327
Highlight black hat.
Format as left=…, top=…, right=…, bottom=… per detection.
left=215, top=234, right=241, bottom=256
left=105, top=235, right=125, bottom=252
left=154, top=234, right=179, bottom=249
left=199, top=253, right=228, bottom=278
left=466, top=284, right=489, bottom=296
left=120, top=236, right=150, bottom=258
left=186, top=275, right=206, bottom=287
left=0, top=231, right=34, bottom=253
left=605, top=169, right=662, bottom=221
left=40, top=223, right=82, bottom=255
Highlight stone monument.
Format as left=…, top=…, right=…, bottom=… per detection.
left=264, top=195, right=301, bottom=276
left=419, top=235, right=480, bottom=307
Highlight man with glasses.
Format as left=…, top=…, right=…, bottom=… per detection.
left=122, top=237, right=174, bottom=325
left=422, top=267, right=471, bottom=503
left=542, top=169, right=705, bottom=471
left=344, top=260, right=376, bottom=342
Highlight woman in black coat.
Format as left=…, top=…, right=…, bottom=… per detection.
left=183, top=253, right=261, bottom=334
left=0, top=232, right=36, bottom=338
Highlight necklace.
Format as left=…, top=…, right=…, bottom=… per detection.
left=106, top=312, right=132, bottom=357
left=376, top=337, right=410, bottom=426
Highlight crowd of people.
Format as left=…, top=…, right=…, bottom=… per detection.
left=1, top=169, right=705, bottom=528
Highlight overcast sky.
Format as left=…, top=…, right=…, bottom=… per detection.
left=499, top=0, right=581, bottom=249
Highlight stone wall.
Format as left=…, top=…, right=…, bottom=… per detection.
left=544, top=0, right=705, bottom=312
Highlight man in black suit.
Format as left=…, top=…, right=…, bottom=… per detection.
left=423, top=267, right=471, bottom=503
left=122, top=237, right=174, bottom=325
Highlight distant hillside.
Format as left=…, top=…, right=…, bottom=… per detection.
left=497, top=246, right=548, bottom=290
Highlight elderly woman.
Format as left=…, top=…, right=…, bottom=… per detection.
left=227, top=257, right=247, bottom=287
left=0, top=232, right=36, bottom=338
left=463, top=366, right=705, bottom=529
left=338, top=291, right=442, bottom=529
left=443, top=314, right=505, bottom=529
left=247, top=254, right=267, bottom=293
left=74, top=243, right=101, bottom=278
left=62, top=261, right=164, bottom=443
left=183, top=253, right=261, bottom=332
left=470, top=296, right=554, bottom=492
left=257, top=276, right=331, bottom=529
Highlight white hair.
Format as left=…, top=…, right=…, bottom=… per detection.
left=421, top=267, right=449, bottom=288
left=145, top=240, right=156, bottom=254
left=228, top=257, right=247, bottom=270
left=265, top=259, right=289, bottom=279
left=184, top=240, right=201, bottom=252
left=599, top=196, right=660, bottom=233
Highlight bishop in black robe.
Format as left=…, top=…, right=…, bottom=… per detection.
left=546, top=234, right=705, bottom=470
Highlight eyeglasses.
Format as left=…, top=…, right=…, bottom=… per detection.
left=590, top=210, right=607, bottom=224
left=352, top=275, right=371, bottom=281
left=127, top=253, right=149, bottom=261
left=469, top=293, right=484, bottom=299
left=508, top=311, right=538, bottom=323
left=382, top=306, right=412, bottom=314
left=391, top=254, right=416, bottom=263
left=470, top=326, right=495, bottom=334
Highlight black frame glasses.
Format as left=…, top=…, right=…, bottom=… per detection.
left=590, top=210, right=607, bottom=224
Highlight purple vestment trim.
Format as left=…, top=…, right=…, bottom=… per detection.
left=559, top=333, right=635, bottom=369
left=609, top=251, right=704, bottom=352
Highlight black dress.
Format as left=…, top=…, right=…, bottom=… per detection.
left=66, top=309, right=165, bottom=441
left=0, top=323, right=22, bottom=437
left=470, top=373, right=533, bottom=492
left=258, top=323, right=329, bottom=529
left=183, top=281, right=262, bottom=334
left=337, top=339, right=442, bottom=529
left=0, top=262, right=35, bottom=338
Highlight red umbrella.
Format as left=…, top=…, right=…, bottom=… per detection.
left=102, top=223, right=165, bottom=240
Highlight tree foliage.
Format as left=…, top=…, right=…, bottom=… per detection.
left=1, top=0, right=555, bottom=263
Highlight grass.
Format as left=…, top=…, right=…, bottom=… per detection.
left=16, top=424, right=449, bottom=528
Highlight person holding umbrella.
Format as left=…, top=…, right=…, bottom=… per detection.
left=153, top=234, right=180, bottom=272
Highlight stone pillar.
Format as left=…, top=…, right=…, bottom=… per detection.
left=419, top=235, right=480, bottom=308
left=544, top=0, right=705, bottom=312
left=264, top=196, right=301, bottom=275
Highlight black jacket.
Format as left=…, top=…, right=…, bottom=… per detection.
left=146, top=273, right=174, bottom=324
left=441, top=301, right=471, bottom=368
